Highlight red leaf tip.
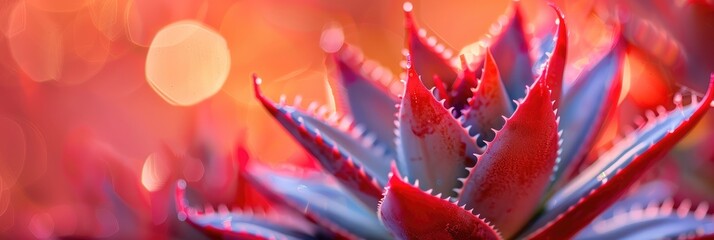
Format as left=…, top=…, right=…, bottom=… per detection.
left=252, top=74, right=262, bottom=97
left=484, top=48, right=497, bottom=72
left=404, top=64, right=425, bottom=92
left=403, top=2, right=416, bottom=30
left=253, top=74, right=280, bottom=115
left=389, top=161, right=402, bottom=181
left=460, top=54, right=470, bottom=72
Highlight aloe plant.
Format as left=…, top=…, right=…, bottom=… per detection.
left=176, top=3, right=714, bottom=239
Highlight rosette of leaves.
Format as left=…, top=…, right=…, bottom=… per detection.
left=176, top=3, right=714, bottom=239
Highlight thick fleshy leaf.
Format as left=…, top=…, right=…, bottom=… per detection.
left=175, top=181, right=317, bottom=240
left=297, top=110, right=392, bottom=185
left=247, top=165, right=391, bottom=239
left=403, top=2, right=458, bottom=88
left=253, top=75, right=384, bottom=207
left=526, top=76, right=714, bottom=240
left=471, top=3, right=534, bottom=101
left=461, top=50, right=514, bottom=144
left=535, top=5, right=567, bottom=109
left=396, top=63, right=479, bottom=197
left=458, top=76, right=559, bottom=238
left=330, top=44, right=399, bottom=154
left=378, top=167, right=502, bottom=240
left=292, top=106, right=394, bottom=186
left=553, top=36, right=625, bottom=186
left=457, top=77, right=559, bottom=238
left=575, top=199, right=714, bottom=240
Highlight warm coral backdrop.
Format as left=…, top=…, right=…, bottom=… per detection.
left=0, top=0, right=713, bottom=238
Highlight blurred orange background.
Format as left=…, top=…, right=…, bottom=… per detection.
left=1, top=0, right=713, bottom=238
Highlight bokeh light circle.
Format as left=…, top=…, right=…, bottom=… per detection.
left=146, top=21, right=230, bottom=106
left=140, top=153, right=170, bottom=192
left=319, top=24, right=344, bottom=53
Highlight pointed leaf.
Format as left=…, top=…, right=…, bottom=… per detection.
left=526, top=76, right=714, bottom=240
left=473, top=3, right=534, bottom=101
left=378, top=167, right=502, bottom=240
left=575, top=199, right=714, bottom=240
left=403, top=2, right=458, bottom=88
left=299, top=110, right=392, bottom=185
left=247, top=165, right=391, bottom=240
left=253, top=75, right=385, bottom=207
left=554, top=36, right=625, bottom=186
left=535, top=5, right=567, bottom=109
left=396, top=64, right=479, bottom=197
left=458, top=78, right=559, bottom=238
left=461, top=50, right=514, bottom=143
left=175, top=181, right=316, bottom=240
left=330, top=44, right=399, bottom=154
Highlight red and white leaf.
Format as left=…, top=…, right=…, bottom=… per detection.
left=246, top=164, right=391, bottom=239
left=527, top=76, right=714, bottom=240
left=536, top=5, right=567, bottom=109
left=554, top=35, right=625, bottom=186
left=458, top=77, right=560, bottom=238
left=175, top=181, right=318, bottom=240
left=396, top=63, right=479, bottom=197
left=253, top=75, right=384, bottom=208
left=378, top=167, right=501, bottom=240
left=461, top=50, right=514, bottom=143
left=330, top=44, right=399, bottom=153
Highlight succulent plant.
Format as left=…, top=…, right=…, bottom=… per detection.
left=176, top=2, right=714, bottom=239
